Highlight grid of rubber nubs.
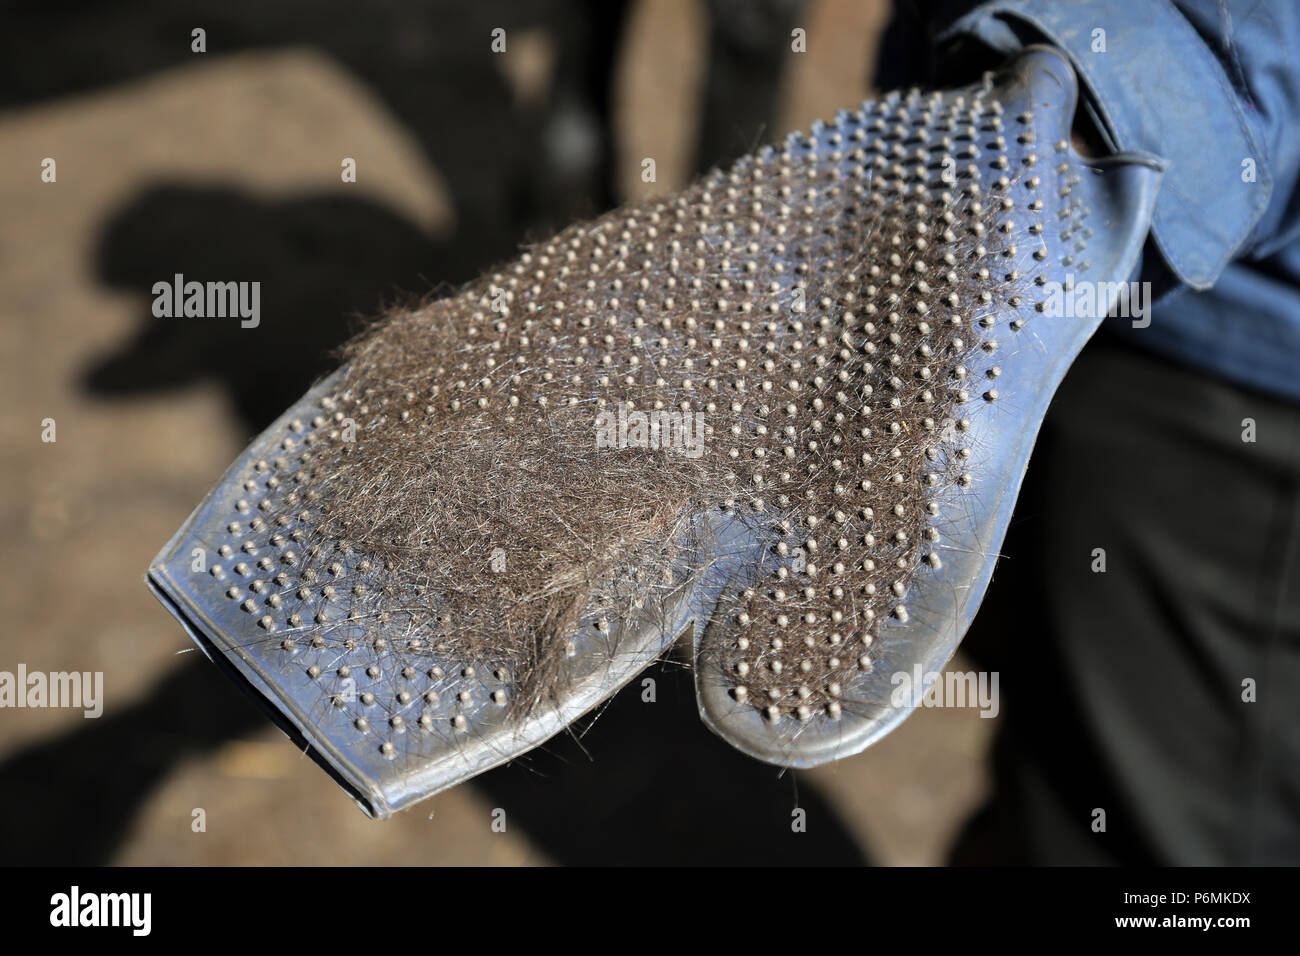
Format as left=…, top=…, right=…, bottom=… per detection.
left=701, top=93, right=1052, bottom=724
left=208, top=420, right=512, bottom=754
left=190, top=80, right=1090, bottom=752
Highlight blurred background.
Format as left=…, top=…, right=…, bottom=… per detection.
left=0, top=0, right=1002, bottom=865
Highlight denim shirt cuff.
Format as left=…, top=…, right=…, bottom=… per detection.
left=939, top=0, right=1272, bottom=289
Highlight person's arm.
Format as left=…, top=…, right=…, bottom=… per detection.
left=935, top=0, right=1300, bottom=292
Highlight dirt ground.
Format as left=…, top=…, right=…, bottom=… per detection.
left=0, top=0, right=995, bottom=865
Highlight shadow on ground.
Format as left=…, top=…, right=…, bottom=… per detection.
left=1, top=0, right=873, bottom=865
left=0, top=657, right=867, bottom=865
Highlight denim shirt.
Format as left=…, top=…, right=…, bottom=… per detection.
left=917, top=0, right=1300, bottom=400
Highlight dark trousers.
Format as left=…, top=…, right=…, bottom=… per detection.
left=953, top=333, right=1300, bottom=865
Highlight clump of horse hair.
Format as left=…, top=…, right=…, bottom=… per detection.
left=264, top=117, right=1022, bottom=722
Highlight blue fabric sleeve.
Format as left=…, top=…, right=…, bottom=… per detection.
left=940, top=0, right=1300, bottom=289
left=937, top=0, right=1300, bottom=400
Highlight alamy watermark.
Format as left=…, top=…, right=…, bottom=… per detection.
left=1041, top=274, right=1152, bottom=328
left=0, top=664, right=102, bottom=718
left=890, top=664, right=999, bottom=718
left=50, top=886, right=150, bottom=936
left=595, top=403, right=705, bottom=458
left=152, top=273, right=260, bottom=328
